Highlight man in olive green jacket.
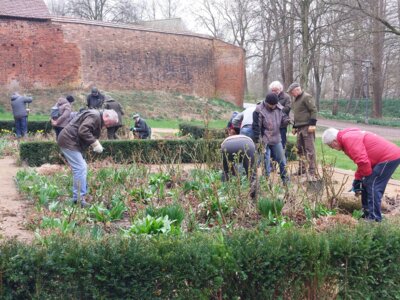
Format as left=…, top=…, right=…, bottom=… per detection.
left=287, top=83, right=317, bottom=177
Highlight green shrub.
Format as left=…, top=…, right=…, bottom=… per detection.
left=179, top=123, right=226, bottom=139
left=146, top=204, right=185, bottom=226
left=19, top=139, right=223, bottom=166
left=2, top=225, right=400, bottom=298
left=0, top=120, right=53, bottom=134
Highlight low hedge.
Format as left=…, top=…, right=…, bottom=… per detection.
left=179, top=123, right=226, bottom=139
left=20, top=139, right=223, bottom=166
left=1, top=224, right=400, bottom=299
left=0, top=120, right=52, bottom=134
left=20, top=138, right=297, bottom=167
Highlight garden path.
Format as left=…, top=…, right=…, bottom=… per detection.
left=0, top=156, right=33, bottom=242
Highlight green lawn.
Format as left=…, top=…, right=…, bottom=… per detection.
left=288, top=136, right=400, bottom=180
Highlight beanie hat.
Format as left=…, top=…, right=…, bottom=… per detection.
left=265, top=93, right=278, bottom=105
left=66, top=95, right=75, bottom=103
left=91, top=87, right=99, bottom=94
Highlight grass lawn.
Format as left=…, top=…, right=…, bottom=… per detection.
left=288, top=136, right=400, bottom=180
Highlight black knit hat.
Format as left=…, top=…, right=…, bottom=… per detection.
left=66, top=95, right=75, bottom=103
left=265, top=92, right=278, bottom=105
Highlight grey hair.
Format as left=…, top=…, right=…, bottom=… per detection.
left=322, top=128, right=339, bottom=145
left=269, top=81, right=283, bottom=91
left=103, top=109, right=119, bottom=123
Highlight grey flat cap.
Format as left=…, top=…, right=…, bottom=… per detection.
left=287, top=82, right=300, bottom=93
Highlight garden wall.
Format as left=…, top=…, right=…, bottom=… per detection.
left=0, top=16, right=245, bottom=105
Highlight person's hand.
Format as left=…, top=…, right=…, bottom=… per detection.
left=26, top=108, right=30, bottom=114
left=91, top=140, right=104, bottom=153
left=352, top=179, right=363, bottom=195
left=291, top=128, right=297, bottom=135
left=130, top=127, right=137, bottom=132
left=51, top=119, right=57, bottom=126
left=308, top=125, right=316, bottom=133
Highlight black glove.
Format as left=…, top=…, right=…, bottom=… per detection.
left=352, top=179, right=363, bottom=193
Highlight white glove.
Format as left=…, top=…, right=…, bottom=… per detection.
left=91, top=140, right=103, bottom=153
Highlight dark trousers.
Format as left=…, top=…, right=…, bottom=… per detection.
left=107, top=126, right=121, bottom=140
left=54, top=126, right=64, bottom=139
left=361, top=158, right=400, bottom=221
left=14, top=116, right=28, bottom=138
left=296, top=126, right=316, bottom=175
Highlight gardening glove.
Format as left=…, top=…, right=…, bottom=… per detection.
left=292, top=128, right=298, bottom=135
left=352, top=179, right=363, bottom=195
left=308, top=125, right=316, bottom=133
left=91, top=140, right=104, bottom=153
left=130, top=127, right=137, bottom=132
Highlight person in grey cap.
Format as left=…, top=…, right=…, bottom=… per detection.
left=130, top=114, right=151, bottom=139
left=86, top=86, right=105, bottom=109
left=287, top=82, right=317, bottom=178
left=10, top=92, right=33, bottom=138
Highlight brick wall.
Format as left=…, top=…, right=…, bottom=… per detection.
left=0, top=18, right=244, bottom=105
left=0, top=19, right=80, bottom=88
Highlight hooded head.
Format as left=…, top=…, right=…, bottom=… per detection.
left=91, top=87, right=99, bottom=96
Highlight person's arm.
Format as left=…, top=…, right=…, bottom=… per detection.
left=134, top=120, right=148, bottom=133
left=252, top=108, right=261, bottom=143
left=232, top=112, right=243, bottom=129
left=54, top=105, right=71, bottom=125
left=342, top=135, right=372, bottom=180
left=119, top=103, right=124, bottom=115
left=281, top=93, right=291, bottom=116
left=305, top=95, right=317, bottom=125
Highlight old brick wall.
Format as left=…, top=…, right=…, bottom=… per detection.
left=0, top=18, right=245, bottom=105
left=213, top=39, right=245, bottom=106
left=57, top=22, right=215, bottom=98
left=0, top=19, right=80, bottom=89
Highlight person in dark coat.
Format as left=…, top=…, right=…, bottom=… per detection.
left=51, top=95, right=75, bottom=138
left=130, top=114, right=150, bottom=139
left=86, top=87, right=105, bottom=109
left=10, top=92, right=33, bottom=138
left=103, top=97, right=124, bottom=139
left=57, top=109, right=119, bottom=207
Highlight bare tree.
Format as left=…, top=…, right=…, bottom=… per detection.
left=194, top=0, right=227, bottom=39
left=45, top=0, right=69, bottom=16
left=110, top=0, right=147, bottom=23
left=67, top=0, right=113, bottom=21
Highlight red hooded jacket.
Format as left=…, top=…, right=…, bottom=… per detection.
left=337, top=128, right=400, bottom=180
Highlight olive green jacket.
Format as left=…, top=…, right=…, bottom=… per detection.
left=292, top=92, right=317, bottom=128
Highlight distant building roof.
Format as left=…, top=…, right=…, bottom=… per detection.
left=0, top=0, right=50, bottom=20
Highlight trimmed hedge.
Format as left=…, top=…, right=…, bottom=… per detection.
left=0, top=120, right=52, bottom=134
left=20, top=139, right=223, bottom=166
left=1, top=224, right=400, bottom=299
left=179, top=123, right=226, bottom=139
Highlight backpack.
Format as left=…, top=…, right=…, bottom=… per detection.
left=50, top=105, right=60, bottom=119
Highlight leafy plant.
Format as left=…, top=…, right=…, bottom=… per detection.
left=124, top=215, right=175, bottom=235
left=146, top=204, right=185, bottom=226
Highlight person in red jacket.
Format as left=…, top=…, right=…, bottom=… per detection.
left=322, top=127, right=400, bottom=221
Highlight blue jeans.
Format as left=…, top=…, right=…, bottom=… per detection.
left=61, top=148, right=88, bottom=201
left=240, top=126, right=254, bottom=140
left=264, top=143, right=288, bottom=182
left=361, top=158, right=400, bottom=221
left=14, top=116, right=28, bottom=138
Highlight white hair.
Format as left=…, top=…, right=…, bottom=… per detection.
left=322, top=128, right=339, bottom=145
left=103, top=109, right=119, bottom=123
left=269, top=81, right=283, bottom=91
